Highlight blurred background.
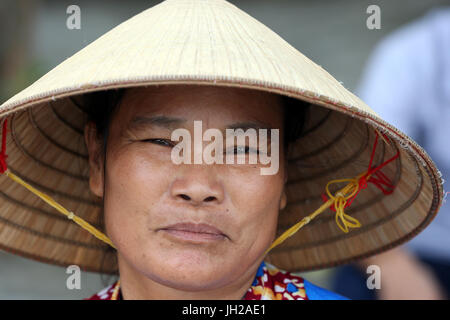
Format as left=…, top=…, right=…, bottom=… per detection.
left=0, top=0, right=449, bottom=299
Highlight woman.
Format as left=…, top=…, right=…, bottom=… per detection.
left=0, top=0, right=444, bottom=300
left=83, top=84, right=345, bottom=300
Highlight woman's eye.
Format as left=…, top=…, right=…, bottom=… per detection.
left=232, top=146, right=258, bottom=154
left=142, top=138, right=174, bottom=147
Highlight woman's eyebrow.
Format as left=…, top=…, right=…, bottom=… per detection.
left=127, top=115, right=186, bottom=131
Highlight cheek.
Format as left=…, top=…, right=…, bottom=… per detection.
left=102, top=148, right=172, bottom=245
left=226, top=168, right=284, bottom=240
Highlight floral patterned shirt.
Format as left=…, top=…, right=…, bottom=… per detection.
left=87, top=261, right=347, bottom=300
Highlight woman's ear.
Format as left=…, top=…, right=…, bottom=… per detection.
left=84, top=122, right=104, bottom=198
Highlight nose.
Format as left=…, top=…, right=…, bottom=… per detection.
left=170, top=168, right=225, bottom=205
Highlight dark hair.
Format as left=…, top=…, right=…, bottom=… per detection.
left=82, top=88, right=309, bottom=154
left=81, top=89, right=127, bottom=156
left=282, top=95, right=310, bottom=150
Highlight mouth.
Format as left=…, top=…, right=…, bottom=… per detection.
left=158, top=222, right=228, bottom=243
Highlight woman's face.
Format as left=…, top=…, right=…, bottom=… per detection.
left=85, top=84, right=287, bottom=292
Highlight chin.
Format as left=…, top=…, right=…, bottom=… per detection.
left=148, top=263, right=228, bottom=291
left=142, top=253, right=231, bottom=289
left=159, top=273, right=225, bottom=292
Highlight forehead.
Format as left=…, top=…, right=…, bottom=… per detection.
left=114, top=85, right=284, bottom=128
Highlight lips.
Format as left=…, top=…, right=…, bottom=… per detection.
left=158, top=222, right=228, bottom=242
left=160, top=222, right=225, bottom=236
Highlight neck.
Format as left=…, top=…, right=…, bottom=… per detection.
left=116, top=255, right=261, bottom=300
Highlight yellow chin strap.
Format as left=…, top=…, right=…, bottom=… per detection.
left=2, top=169, right=116, bottom=249
left=264, top=171, right=368, bottom=255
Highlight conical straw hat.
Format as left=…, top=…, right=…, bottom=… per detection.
left=0, top=0, right=444, bottom=273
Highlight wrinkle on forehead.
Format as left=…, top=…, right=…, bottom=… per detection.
left=112, top=84, right=285, bottom=137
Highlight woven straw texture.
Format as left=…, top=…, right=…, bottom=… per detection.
left=0, top=0, right=444, bottom=273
